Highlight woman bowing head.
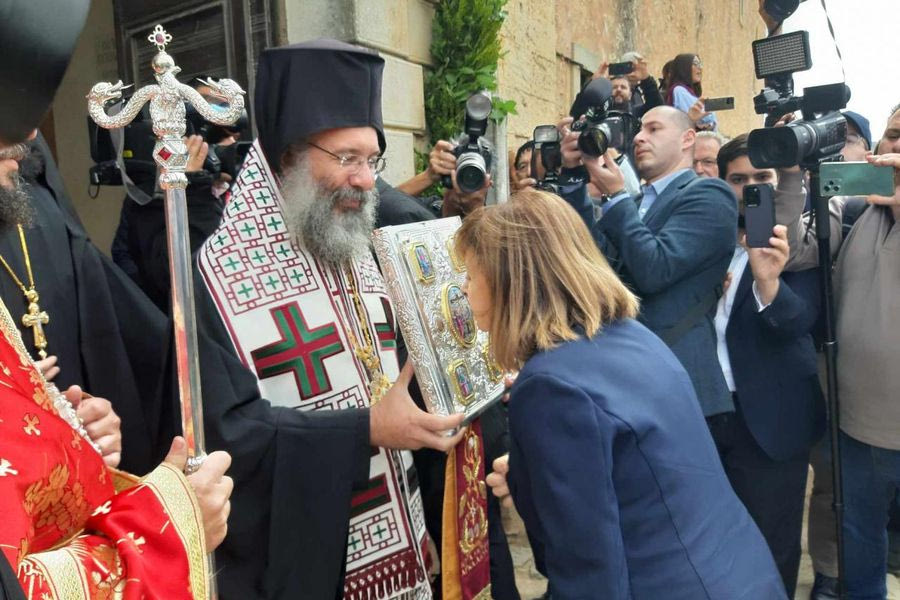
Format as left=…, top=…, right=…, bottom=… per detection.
left=457, top=189, right=786, bottom=600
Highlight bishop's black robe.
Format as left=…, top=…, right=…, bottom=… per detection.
left=88, top=147, right=371, bottom=598
left=7, top=136, right=176, bottom=475
left=192, top=269, right=373, bottom=600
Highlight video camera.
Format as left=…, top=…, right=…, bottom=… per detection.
left=569, top=78, right=640, bottom=157
left=442, top=92, right=494, bottom=194
left=747, top=31, right=849, bottom=169
left=88, top=93, right=251, bottom=196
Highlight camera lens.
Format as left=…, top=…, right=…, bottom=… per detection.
left=577, top=123, right=611, bottom=157
left=455, top=152, right=487, bottom=193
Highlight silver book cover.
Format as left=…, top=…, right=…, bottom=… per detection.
left=372, top=217, right=505, bottom=423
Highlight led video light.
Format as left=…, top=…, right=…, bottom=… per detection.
left=752, top=31, right=812, bottom=79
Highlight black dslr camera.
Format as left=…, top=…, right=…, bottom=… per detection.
left=185, top=102, right=250, bottom=178
left=747, top=31, right=849, bottom=169
left=442, top=92, right=494, bottom=194
left=569, top=78, right=640, bottom=157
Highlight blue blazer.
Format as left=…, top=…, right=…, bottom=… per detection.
left=507, top=319, right=786, bottom=600
left=562, top=170, right=737, bottom=416
left=727, top=266, right=825, bottom=461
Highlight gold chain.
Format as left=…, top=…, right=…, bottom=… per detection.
left=343, top=265, right=392, bottom=405
left=0, top=225, right=35, bottom=292
left=0, top=225, right=50, bottom=359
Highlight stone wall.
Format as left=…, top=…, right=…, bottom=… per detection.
left=51, top=0, right=122, bottom=256
left=282, top=0, right=435, bottom=186
left=499, top=0, right=770, bottom=151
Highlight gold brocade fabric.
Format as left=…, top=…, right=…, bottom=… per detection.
left=0, top=294, right=209, bottom=599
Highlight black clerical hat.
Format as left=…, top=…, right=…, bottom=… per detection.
left=0, top=0, right=89, bottom=145
left=254, top=38, right=386, bottom=170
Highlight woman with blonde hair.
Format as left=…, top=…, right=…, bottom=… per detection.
left=460, top=189, right=786, bottom=599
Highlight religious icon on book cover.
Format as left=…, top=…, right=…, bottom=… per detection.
left=406, top=242, right=435, bottom=283
left=373, top=217, right=505, bottom=423
left=442, top=284, right=476, bottom=348
left=448, top=359, right=475, bottom=405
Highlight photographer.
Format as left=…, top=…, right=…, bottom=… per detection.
left=786, top=104, right=900, bottom=599
left=510, top=140, right=537, bottom=191
left=558, top=105, right=738, bottom=421
left=713, top=134, right=825, bottom=597
left=120, top=133, right=226, bottom=310
left=665, top=53, right=718, bottom=131
left=596, top=52, right=664, bottom=118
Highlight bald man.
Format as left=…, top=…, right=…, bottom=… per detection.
left=559, top=105, right=739, bottom=420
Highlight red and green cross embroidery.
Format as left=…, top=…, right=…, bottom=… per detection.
left=251, top=303, right=345, bottom=400
left=350, top=474, right=391, bottom=519
left=374, top=298, right=396, bottom=352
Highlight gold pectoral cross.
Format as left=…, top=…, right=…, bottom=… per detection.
left=21, top=289, right=49, bottom=360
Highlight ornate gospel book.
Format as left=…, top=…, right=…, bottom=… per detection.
left=373, top=217, right=504, bottom=423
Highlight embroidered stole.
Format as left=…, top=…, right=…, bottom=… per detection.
left=198, top=142, right=430, bottom=599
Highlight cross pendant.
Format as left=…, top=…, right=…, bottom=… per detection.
left=22, top=296, right=49, bottom=360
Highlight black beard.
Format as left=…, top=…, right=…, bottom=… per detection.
left=16, top=141, right=45, bottom=181
left=0, top=176, right=35, bottom=231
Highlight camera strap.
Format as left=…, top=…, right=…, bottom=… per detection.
left=656, top=284, right=723, bottom=348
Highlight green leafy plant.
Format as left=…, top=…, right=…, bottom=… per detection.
left=424, top=0, right=516, bottom=147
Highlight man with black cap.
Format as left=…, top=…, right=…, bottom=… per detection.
left=194, top=39, right=464, bottom=599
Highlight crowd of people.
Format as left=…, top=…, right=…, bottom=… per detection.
left=2, top=2, right=900, bottom=600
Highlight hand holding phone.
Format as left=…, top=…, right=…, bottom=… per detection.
left=608, top=61, right=635, bottom=77
left=703, top=97, right=735, bottom=112
left=742, top=183, right=776, bottom=248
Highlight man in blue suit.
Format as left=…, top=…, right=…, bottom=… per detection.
left=558, top=105, right=737, bottom=419
left=712, top=134, right=825, bottom=596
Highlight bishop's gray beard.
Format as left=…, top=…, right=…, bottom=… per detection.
left=280, top=161, right=379, bottom=266
left=0, top=175, right=34, bottom=232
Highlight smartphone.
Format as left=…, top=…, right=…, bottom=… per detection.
left=743, top=184, right=776, bottom=248
left=819, top=161, right=895, bottom=197
left=703, top=97, right=735, bottom=112
left=608, top=61, right=635, bottom=77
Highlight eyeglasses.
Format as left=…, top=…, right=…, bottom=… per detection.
left=692, top=58, right=703, bottom=67
left=306, top=141, right=387, bottom=175
left=693, top=158, right=717, bottom=167
left=845, top=133, right=863, bottom=145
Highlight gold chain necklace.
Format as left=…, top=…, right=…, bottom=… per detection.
left=0, top=225, right=49, bottom=359
left=343, top=265, right=392, bottom=405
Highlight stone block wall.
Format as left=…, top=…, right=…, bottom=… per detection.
left=499, top=0, right=770, bottom=150
left=283, top=0, right=435, bottom=186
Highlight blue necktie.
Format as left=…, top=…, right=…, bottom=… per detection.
left=637, top=184, right=657, bottom=220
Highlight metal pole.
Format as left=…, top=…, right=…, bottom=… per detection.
left=811, top=168, right=845, bottom=598
left=88, top=24, right=245, bottom=599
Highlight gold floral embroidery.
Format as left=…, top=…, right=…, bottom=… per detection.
left=70, top=429, right=82, bottom=451
left=87, top=541, right=125, bottom=598
left=31, top=389, right=52, bottom=412
left=23, top=413, right=40, bottom=435
left=16, top=536, right=29, bottom=565
left=458, top=430, right=488, bottom=556
left=23, top=464, right=91, bottom=538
